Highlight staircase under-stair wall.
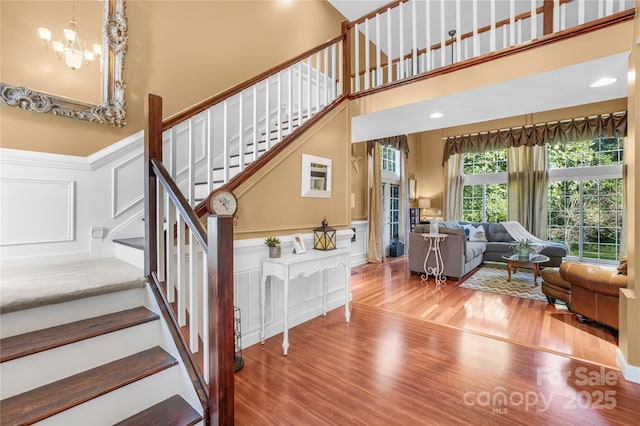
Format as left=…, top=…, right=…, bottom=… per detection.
left=0, top=259, right=205, bottom=425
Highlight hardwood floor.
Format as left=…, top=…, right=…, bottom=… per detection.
left=234, top=256, right=639, bottom=425
left=351, top=256, right=618, bottom=368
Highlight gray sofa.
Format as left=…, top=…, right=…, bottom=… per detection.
left=409, top=222, right=568, bottom=280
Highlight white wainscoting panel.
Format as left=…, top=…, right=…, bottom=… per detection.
left=112, top=153, right=144, bottom=218
left=0, top=178, right=74, bottom=246
left=350, top=220, right=368, bottom=266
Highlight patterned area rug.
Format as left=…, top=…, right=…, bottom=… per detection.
left=459, top=266, right=547, bottom=302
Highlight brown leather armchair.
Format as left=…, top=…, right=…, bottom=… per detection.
left=559, top=261, right=627, bottom=330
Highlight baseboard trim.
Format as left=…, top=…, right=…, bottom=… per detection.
left=616, top=348, right=640, bottom=384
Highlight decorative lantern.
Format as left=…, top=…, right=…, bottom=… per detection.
left=313, top=218, right=336, bottom=250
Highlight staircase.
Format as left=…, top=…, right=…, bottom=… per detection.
left=0, top=259, right=204, bottom=425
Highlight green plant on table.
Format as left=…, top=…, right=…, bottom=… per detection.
left=264, top=236, right=281, bottom=247
left=512, top=238, right=534, bottom=254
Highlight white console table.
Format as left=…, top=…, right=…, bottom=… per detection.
left=260, top=248, right=351, bottom=355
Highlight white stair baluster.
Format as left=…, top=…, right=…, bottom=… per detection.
left=510, top=0, right=515, bottom=46
left=425, top=0, right=431, bottom=72
left=376, top=14, right=381, bottom=86
left=578, top=0, right=585, bottom=25
left=265, top=77, right=271, bottom=150
left=331, top=43, right=337, bottom=100
left=457, top=0, right=462, bottom=62
left=323, top=47, right=329, bottom=106
left=412, top=0, right=417, bottom=76
left=399, top=2, right=405, bottom=78
left=238, top=93, right=244, bottom=170
left=202, top=255, right=209, bottom=381
left=222, top=100, right=229, bottom=183
left=306, top=58, right=311, bottom=124
left=206, top=108, right=213, bottom=192
left=188, top=229, right=198, bottom=352
left=387, top=8, right=392, bottom=83
left=440, top=0, right=446, bottom=68
left=287, top=67, right=292, bottom=136
left=297, top=62, right=303, bottom=126
left=364, top=18, right=370, bottom=90
left=315, top=52, right=321, bottom=114
left=490, top=0, right=496, bottom=52
left=188, top=117, right=195, bottom=205
left=354, top=23, right=360, bottom=92
left=252, top=86, right=257, bottom=162
left=531, top=0, right=538, bottom=40
left=553, top=0, right=560, bottom=32
left=177, top=214, right=186, bottom=326
left=277, top=73, right=282, bottom=143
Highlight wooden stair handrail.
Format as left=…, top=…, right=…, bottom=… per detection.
left=162, top=34, right=345, bottom=132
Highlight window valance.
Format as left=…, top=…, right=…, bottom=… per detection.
left=442, top=111, right=627, bottom=164
left=366, top=135, right=409, bottom=158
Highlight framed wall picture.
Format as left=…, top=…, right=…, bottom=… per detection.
left=292, top=234, right=306, bottom=254
left=301, top=154, right=332, bottom=198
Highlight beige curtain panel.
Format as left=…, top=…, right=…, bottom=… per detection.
left=442, top=111, right=627, bottom=163
left=366, top=135, right=410, bottom=157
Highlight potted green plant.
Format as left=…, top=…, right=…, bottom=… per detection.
left=265, top=236, right=281, bottom=258
left=512, top=238, right=534, bottom=258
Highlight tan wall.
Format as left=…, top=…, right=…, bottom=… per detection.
left=350, top=141, right=368, bottom=221
left=407, top=131, right=445, bottom=213
left=234, top=102, right=351, bottom=238
left=0, top=0, right=346, bottom=156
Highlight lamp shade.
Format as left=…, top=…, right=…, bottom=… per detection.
left=418, top=198, right=431, bottom=209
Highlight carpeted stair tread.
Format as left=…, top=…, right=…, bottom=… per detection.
left=114, top=394, right=202, bottom=426
left=0, top=307, right=159, bottom=363
left=0, top=346, right=178, bottom=426
left=0, top=258, right=145, bottom=314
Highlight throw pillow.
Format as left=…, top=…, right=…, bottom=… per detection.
left=440, top=220, right=462, bottom=229
left=618, top=255, right=628, bottom=275
left=469, top=225, right=488, bottom=242
left=462, top=224, right=473, bottom=240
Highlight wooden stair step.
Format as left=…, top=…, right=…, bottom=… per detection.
left=114, top=394, right=202, bottom=426
left=0, top=307, right=159, bottom=362
left=0, top=346, right=178, bottom=425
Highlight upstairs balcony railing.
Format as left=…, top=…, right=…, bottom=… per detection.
left=347, top=0, right=634, bottom=95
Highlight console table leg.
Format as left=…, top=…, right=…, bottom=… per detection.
left=282, top=276, right=289, bottom=355
left=260, top=275, right=267, bottom=344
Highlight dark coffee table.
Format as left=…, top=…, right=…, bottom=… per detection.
left=501, top=253, right=550, bottom=286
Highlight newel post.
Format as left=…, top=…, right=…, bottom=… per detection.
left=144, top=94, right=163, bottom=277
left=207, top=215, right=235, bottom=425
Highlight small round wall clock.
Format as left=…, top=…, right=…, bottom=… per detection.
left=208, top=190, right=238, bottom=216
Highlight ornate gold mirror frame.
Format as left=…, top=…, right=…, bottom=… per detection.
left=0, top=0, right=128, bottom=127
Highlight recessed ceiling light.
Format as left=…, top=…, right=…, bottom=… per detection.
left=590, top=77, right=617, bottom=88
left=430, top=112, right=443, bottom=119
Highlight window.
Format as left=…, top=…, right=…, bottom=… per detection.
left=381, top=145, right=398, bottom=174
left=547, top=138, right=623, bottom=262
left=461, top=150, right=508, bottom=222
left=460, top=138, right=623, bottom=263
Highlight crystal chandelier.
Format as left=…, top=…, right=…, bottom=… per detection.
left=37, top=1, right=101, bottom=71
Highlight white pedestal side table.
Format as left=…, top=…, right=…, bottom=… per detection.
left=421, top=233, right=448, bottom=287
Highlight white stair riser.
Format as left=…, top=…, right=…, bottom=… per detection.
left=0, top=321, right=161, bottom=399
left=36, top=366, right=202, bottom=425
left=0, top=288, right=147, bottom=338
left=114, top=243, right=145, bottom=270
